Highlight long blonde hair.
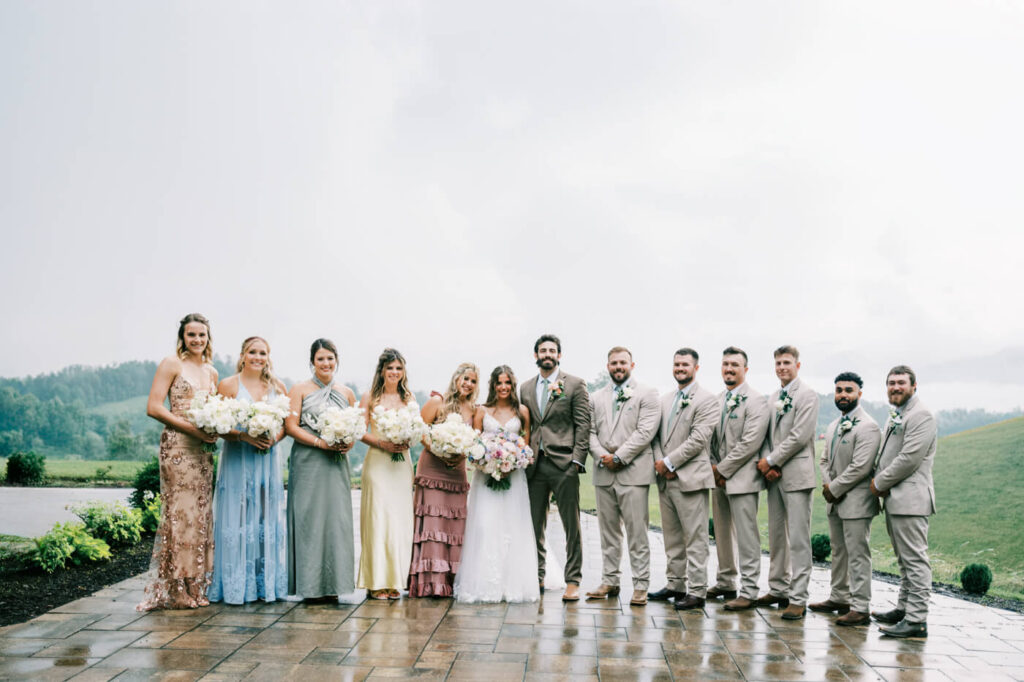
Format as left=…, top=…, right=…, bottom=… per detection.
left=236, top=336, right=276, bottom=386
left=176, top=313, right=213, bottom=364
left=439, top=362, right=480, bottom=421
left=368, top=348, right=413, bottom=408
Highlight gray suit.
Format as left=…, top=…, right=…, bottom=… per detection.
left=652, top=382, right=718, bottom=597
left=709, top=382, right=769, bottom=599
left=521, top=371, right=591, bottom=586
left=589, top=378, right=660, bottom=591
left=874, top=394, right=936, bottom=622
left=819, top=405, right=881, bottom=612
left=765, top=377, right=819, bottom=605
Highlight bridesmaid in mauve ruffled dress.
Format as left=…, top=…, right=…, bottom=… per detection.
left=138, top=313, right=220, bottom=611
left=408, top=363, right=481, bottom=598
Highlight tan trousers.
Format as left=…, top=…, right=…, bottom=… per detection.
left=826, top=513, right=872, bottom=612
left=711, top=488, right=761, bottom=599
left=658, top=486, right=709, bottom=597
left=766, top=484, right=813, bottom=605
left=595, top=481, right=651, bottom=591
left=885, top=513, right=931, bottom=622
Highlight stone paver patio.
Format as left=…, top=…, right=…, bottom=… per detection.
left=2, top=497, right=1023, bottom=681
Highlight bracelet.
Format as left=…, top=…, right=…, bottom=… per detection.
left=315, top=438, right=322, bottom=449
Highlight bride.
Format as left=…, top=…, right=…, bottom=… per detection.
left=455, top=365, right=550, bottom=603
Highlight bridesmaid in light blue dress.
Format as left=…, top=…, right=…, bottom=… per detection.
left=208, top=336, right=288, bottom=604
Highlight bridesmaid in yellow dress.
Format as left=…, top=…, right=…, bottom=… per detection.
left=357, top=348, right=416, bottom=600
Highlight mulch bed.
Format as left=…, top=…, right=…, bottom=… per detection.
left=0, top=535, right=153, bottom=627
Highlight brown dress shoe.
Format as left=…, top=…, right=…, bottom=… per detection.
left=562, top=584, right=580, bottom=602
left=808, top=599, right=851, bottom=614
left=674, top=595, right=706, bottom=610
left=723, top=596, right=756, bottom=611
left=754, top=593, right=790, bottom=608
left=707, top=586, right=738, bottom=600
left=585, top=584, right=621, bottom=600
left=629, top=590, right=647, bottom=606
left=781, top=604, right=806, bottom=620
left=836, top=610, right=870, bottom=626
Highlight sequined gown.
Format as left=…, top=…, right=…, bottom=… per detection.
left=408, top=412, right=469, bottom=597
left=138, top=371, right=216, bottom=611
left=287, top=379, right=356, bottom=598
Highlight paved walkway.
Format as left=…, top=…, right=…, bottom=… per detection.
left=2, top=497, right=1023, bottom=681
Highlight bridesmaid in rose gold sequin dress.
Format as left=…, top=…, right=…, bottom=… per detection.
left=138, top=314, right=220, bottom=611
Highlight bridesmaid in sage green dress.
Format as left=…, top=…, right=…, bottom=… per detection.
left=284, top=338, right=359, bottom=600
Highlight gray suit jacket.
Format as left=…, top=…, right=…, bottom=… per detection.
left=589, top=378, right=660, bottom=486
left=820, top=405, right=881, bottom=519
left=652, top=382, right=717, bottom=492
left=874, top=395, right=937, bottom=516
left=521, top=371, right=591, bottom=476
left=766, top=377, right=820, bottom=492
left=710, top=382, right=770, bottom=495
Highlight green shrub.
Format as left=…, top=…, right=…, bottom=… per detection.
left=32, top=522, right=111, bottom=573
left=811, top=533, right=831, bottom=562
left=960, top=563, right=993, bottom=595
left=70, top=501, right=143, bottom=547
left=139, top=493, right=162, bottom=533
left=129, top=456, right=160, bottom=508
left=5, top=451, right=46, bottom=486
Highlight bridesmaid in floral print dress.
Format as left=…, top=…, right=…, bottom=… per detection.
left=138, top=313, right=220, bottom=611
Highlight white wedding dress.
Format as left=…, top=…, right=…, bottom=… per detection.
left=454, top=413, right=558, bottom=603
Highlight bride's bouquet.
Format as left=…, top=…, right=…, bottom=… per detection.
left=469, top=429, right=535, bottom=491
left=428, top=412, right=485, bottom=467
left=307, top=405, right=366, bottom=455
left=187, top=393, right=245, bottom=453
left=372, top=402, right=429, bottom=462
left=240, top=394, right=294, bottom=454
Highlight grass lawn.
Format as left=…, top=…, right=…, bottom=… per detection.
left=1, top=457, right=146, bottom=485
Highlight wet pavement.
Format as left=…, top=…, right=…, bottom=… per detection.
left=1, top=498, right=1023, bottom=680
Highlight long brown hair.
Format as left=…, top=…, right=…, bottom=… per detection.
left=368, top=348, right=413, bottom=408
left=483, top=365, right=520, bottom=411
left=440, top=362, right=480, bottom=421
left=236, top=336, right=276, bottom=386
left=176, top=313, right=213, bottom=363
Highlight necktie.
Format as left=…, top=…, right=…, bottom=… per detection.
left=540, top=378, right=550, bottom=415
left=720, top=391, right=732, bottom=432
left=669, top=390, right=684, bottom=428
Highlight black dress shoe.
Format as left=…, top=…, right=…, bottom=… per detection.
left=647, top=587, right=685, bottom=602
left=879, top=619, right=928, bottom=638
left=674, top=595, right=706, bottom=611
left=706, top=587, right=738, bottom=600
left=871, top=608, right=906, bottom=625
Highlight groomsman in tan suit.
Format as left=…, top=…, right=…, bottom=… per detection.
left=755, top=345, right=819, bottom=620
left=809, top=372, right=881, bottom=626
left=587, top=347, right=660, bottom=606
left=870, top=365, right=936, bottom=638
left=649, top=348, right=719, bottom=610
left=704, top=347, right=771, bottom=611
left=520, top=334, right=591, bottom=602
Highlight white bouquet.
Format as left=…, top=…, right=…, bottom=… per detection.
left=308, top=405, right=366, bottom=448
left=187, top=392, right=245, bottom=453
left=469, top=430, right=535, bottom=491
left=428, top=412, right=485, bottom=466
left=372, top=402, right=429, bottom=462
left=240, top=394, right=294, bottom=454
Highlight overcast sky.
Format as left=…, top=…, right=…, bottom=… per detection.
left=1, top=1, right=1022, bottom=411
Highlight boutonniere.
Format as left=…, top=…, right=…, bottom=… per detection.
left=677, top=394, right=692, bottom=412
left=726, top=393, right=747, bottom=413
left=616, top=386, right=633, bottom=405
left=548, top=379, right=565, bottom=401
left=838, top=415, right=860, bottom=436
left=775, top=391, right=793, bottom=416
left=887, top=407, right=903, bottom=432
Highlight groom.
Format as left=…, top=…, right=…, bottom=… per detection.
left=521, top=334, right=591, bottom=602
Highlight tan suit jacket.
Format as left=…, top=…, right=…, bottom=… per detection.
left=820, top=405, right=881, bottom=520
left=521, top=372, right=591, bottom=475
left=874, top=395, right=936, bottom=516
left=710, top=382, right=770, bottom=495
left=766, top=377, right=819, bottom=492
left=652, top=382, right=717, bottom=492
left=589, top=378, right=660, bottom=486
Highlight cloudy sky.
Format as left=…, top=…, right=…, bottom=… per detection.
left=1, top=1, right=1022, bottom=410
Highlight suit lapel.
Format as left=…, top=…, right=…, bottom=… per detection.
left=522, top=377, right=539, bottom=422
left=667, top=383, right=697, bottom=442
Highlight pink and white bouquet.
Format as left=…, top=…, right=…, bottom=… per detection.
left=240, top=394, right=294, bottom=454
left=428, top=412, right=485, bottom=467
left=469, top=429, right=535, bottom=491
left=372, top=402, right=429, bottom=462
left=187, top=393, right=245, bottom=453
left=308, top=405, right=366, bottom=448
